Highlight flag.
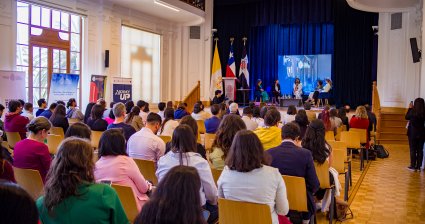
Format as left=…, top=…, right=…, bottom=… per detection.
left=210, top=42, right=223, bottom=100
left=225, top=43, right=236, bottom=78
left=239, top=43, right=249, bottom=88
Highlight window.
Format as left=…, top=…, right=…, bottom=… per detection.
left=16, top=2, right=83, bottom=106
left=121, top=26, right=161, bottom=103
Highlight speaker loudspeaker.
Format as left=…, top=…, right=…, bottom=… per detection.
left=105, top=50, right=109, bottom=68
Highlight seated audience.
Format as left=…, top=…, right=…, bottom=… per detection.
left=95, top=129, right=152, bottom=211
left=218, top=130, right=289, bottom=224
left=66, top=98, right=84, bottom=121
left=0, top=148, right=15, bottom=182
left=124, top=106, right=144, bottom=131
left=49, top=104, right=69, bottom=133
left=105, top=107, right=115, bottom=125
left=212, top=90, right=226, bottom=105
left=56, top=100, right=66, bottom=106
left=156, top=125, right=218, bottom=223
left=364, top=104, right=377, bottom=132
left=174, top=103, right=190, bottom=119
left=107, top=102, right=136, bottom=141
left=125, top=100, right=135, bottom=114
left=96, top=98, right=107, bottom=116
left=13, top=117, right=51, bottom=182
left=83, top=102, right=95, bottom=124
left=330, top=108, right=343, bottom=134
left=86, top=104, right=108, bottom=131
left=0, top=104, right=5, bottom=140
left=4, top=100, right=29, bottom=139
left=0, top=181, right=39, bottom=224
left=191, top=103, right=212, bottom=120
left=104, top=102, right=115, bottom=120
left=217, top=103, right=227, bottom=119
left=157, top=102, right=166, bottom=120
left=267, top=123, right=320, bottom=224
left=36, top=137, right=128, bottom=223
left=65, top=122, right=91, bottom=139
left=128, top=113, right=164, bottom=162
left=294, top=109, right=309, bottom=139
left=22, top=103, right=34, bottom=121
left=135, top=166, right=206, bottom=224
left=350, top=106, right=370, bottom=147
left=319, top=105, right=332, bottom=131
left=204, top=104, right=221, bottom=134
left=166, top=101, right=173, bottom=109
left=137, top=100, right=149, bottom=124
left=228, top=102, right=239, bottom=115
left=251, top=106, right=264, bottom=126
left=338, top=107, right=349, bottom=130
left=159, top=108, right=179, bottom=137
left=283, top=105, right=297, bottom=124
left=254, top=109, right=282, bottom=150
left=209, top=115, right=246, bottom=169
left=241, top=107, right=258, bottom=131
left=40, top=103, right=57, bottom=119
left=36, top=98, right=47, bottom=117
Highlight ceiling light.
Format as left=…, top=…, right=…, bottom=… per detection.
left=154, top=0, right=180, bottom=12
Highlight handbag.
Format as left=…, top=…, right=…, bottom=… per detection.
left=375, top=145, right=389, bottom=158
left=334, top=199, right=353, bottom=222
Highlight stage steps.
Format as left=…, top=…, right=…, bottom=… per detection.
left=377, top=107, right=408, bottom=145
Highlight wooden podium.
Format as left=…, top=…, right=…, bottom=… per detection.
left=223, top=77, right=237, bottom=101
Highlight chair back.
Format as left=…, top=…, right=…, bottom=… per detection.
left=349, top=128, right=367, bottom=144
left=5, top=132, right=21, bottom=148
left=159, top=135, right=172, bottom=144
left=196, top=120, right=206, bottom=134
left=91, top=131, right=104, bottom=149
left=211, top=168, right=222, bottom=186
left=46, top=134, right=63, bottom=154
left=13, top=167, right=44, bottom=200
left=68, top=118, right=79, bottom=125
left=328, top=141, right=347, bottom=151
left=111, top=184, right=139, bottom=223
left=133, top=158, right=158, bottom=185
left=325, top=131, right=335, bottom=141
left=332, top=149, right=346, bottom=174
left=204, top=133, right=216, bottom=151
left=306, top=111, right=317, bottom=122
left=340, top=131, right=360, bottom=149
left=342, top=125, right=348, bottom=132
left=218, top=198, right=272, bottom=224
left=335, top=126, right=343, bottom=141
left=282, top=175, right=308, bottom=212
left=50, top=127, right=64, bottom=138
left=314, top=161, right=332, bottom=189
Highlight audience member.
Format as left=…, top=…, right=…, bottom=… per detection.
left=96, top=98, right=107, bottom=118
left=128, top=113, right=164, bottom=162
left=18, top=99, right=25, bottom=109
left=294, top=109, right=309, bottom=139
left=283, top=105, right=297, bottom=124
left=95, top=129, right=152, bottom=211
left=319, top=105, right=332, bottom=131
left=86, top=104, right=108, bottom=131
left=104, top=102, right=115, bottom=120
left=210, top=115, right=246, bottom=170
left=0, top=181, right=39, bottom=224
left=267, top=123, right=319, bottom=223
left=166, top=101, right=174, bottom=109
left=107, top=102, right=136, bottom=141
left=364, top=104, right=377, bottom=132
left=191, top=103, right=212, bottom=120
left=124, top=106, right=144, bottom=131
left=65, top=122, right=91, bottom=139
left=405, top=98, right=425, bottom=171
left=56, top=100, right=65, bottom=106
left=13, top=117, right=51, bottom=182
left=156, top=125, right=218, bottom=223
left=83, top=102, right=95, bottom=123
left=36, top=137, right=128, bottom=223
left=137, top=100, right=148, bottom=124
left=125, top=100, right=135, bottom=114
left=36, top=98, right=47, bottom=117
left=40, top=103, right=57, bottom=119
left=217, top=103, right=227, bottom=119
left=254, top=109, right=282, bottom=150
left=338, top=107, right=349, bottom=130
left=22, top=102, right=34, bottom=121
left=174, top=103, right=190, bottom=119
left=251, top=106, right=263, bottom=126
left=159, top=108, right=178, bottom=136
left=228, top=102, right=239, bottom=115
left=304, top=102, right=312, bottom=111
left=66, top=98, right=84, bottom=121
left=0, top=147, right=15, bottom=182
left=49, top=104, right=69, bottom=133
left=157, top=102, right=166, bottom=120
left=241, top=107, right=258, bottom=131
left=350, top=106, right=370, bottom=147
left=4, top=100, right=29, bottom=139
left=330, top=108, right=342, bottom=134
left=135, top=166, right=206, bottom=224
left=204, top=104, right=221, bottom=134
left=344, top=105, right=351, bottom=114
left=0, top=104, right=5, bottom=140
left=212, top=90, right=225, bottom=105
left=218, top=130, right=289, bottom=223
left=105, top=106, right=115, bottom=125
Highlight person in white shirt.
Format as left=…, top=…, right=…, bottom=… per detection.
left=156, top=124, right=218, bottom=223
left=159, top=108, right=179, bottom=137
left=137, top=100, right=149, bottom=125
left=157, top=102, right=166, bottom=120
left=322, top=78, right=332, bottom=93
left=293, top=78, right=303, bottom=99
left=329, top=108, right=342, bottom=134
left=229, top=102, right=239, bottom=115
left=191, top=103, right=212, bottom=120
left=241, top=107, right=258, bottom=131
left=283, top=105, right=297, bottom=124
left=252, top=106, right=264, bottom=127
left=218, top=130, right=289, bottom=224
left=22, top=102, right=34, bottom=121
left=127, top=113, right=165, bottom=162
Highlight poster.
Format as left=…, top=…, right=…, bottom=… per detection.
left=112, top=77, right=132, bottom=103
left=49, top=73, right=80, bottom=103
left=89, top=75, right=107, bottom=102
left=0, top=70, right=26, bottom=115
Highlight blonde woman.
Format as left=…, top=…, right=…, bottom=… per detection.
left=349, top=106, right=370, bottom=147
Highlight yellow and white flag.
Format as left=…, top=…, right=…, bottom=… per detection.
left=210, top=42, right=223, bottom=100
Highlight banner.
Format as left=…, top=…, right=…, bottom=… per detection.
left=89, top=75, right=107, bottom=102
left=49, top=73, right=80, bottom=103
left=210, top=41, right=223, bottom=100
left=112, top=77, right=132, bottom=103
left=0, top=70, right=26, bottom=115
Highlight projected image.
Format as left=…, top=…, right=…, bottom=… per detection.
left=278, top=54, right=332, bottom=94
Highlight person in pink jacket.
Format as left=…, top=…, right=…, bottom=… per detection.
left=94, top=129, right=152, bottom=211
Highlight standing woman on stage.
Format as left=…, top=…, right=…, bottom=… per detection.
left=255, top=79, right=269, bottom=102
left=272, top=80, right=281, bottom=105
left=405, top=98, right=425, bottom=171
left=293, top=78, right=303, bottom=99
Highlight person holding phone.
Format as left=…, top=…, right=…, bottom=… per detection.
left=405, top=98, right=425, bottom=171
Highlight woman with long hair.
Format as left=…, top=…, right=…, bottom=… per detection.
left=218, top=130, right=289, bottom=224
left=86, top=104, right=108, bottom=131
left=160, top=108, right=179, bottom=136
left=191, top=103, right=212, bottom=121
left=294, top=109, right=309, bottom=139
left=349, top=106, right=370, bottom=147
left=66, top=98, right=84, bottom=121
left=49, top=104, right=69, bottom=133
left=136, top=166, right=206, bottom=224
left=83, top=102, right=96, bottom=124
left=125, top=100, right=135, bottom=114
left=124, top=106, right=144, bottom=131
left=405, top=98, right=425, bottom=171
left=156, top=125, right=218, bottom=223
left=36, top=137, right=128, bottom=223
left=210, top=115, right=246, bottom=170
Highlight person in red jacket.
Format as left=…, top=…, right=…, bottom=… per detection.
left=350, top=106, right=370, bottom=148
left=4, top=100, right=29, bottom=139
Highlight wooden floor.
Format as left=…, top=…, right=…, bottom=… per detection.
left=318, top=144, right=425, bottom=223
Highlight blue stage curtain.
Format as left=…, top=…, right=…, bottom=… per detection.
left=248, top=24, right=334, bottom=98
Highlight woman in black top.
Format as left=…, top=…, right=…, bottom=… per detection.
left=294, top=109, right=309, bottom=139
left=338, top=107, right=349, bottom=130
left=83, top=102, right=95, bottom=124
left=86, top=104, right=108, bottom=131
left=405, top=98, right=425, bottom=171
left=49, top=104, right=69, bottom=133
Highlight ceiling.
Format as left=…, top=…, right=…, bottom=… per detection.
left=108, top=0, right=204, bottom=25
left=347, top=0, right=420, bottom=12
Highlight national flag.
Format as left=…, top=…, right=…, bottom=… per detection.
left=239, top=43, right=250, bottom=88
left=210, top=42, right=223, bottom=100
left=225, top=43, right=236, bottom=78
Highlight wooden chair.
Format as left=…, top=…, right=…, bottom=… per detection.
left=218, top=198, right=272, bottom=224
left=159, top=135, right=172, bottom=144
left=13, top=167, right=44, bottom=200
left=335, top=126, right=343, bottom=141
left=196, top=120, right=206, bottom=134
left=325, top=131, right=335, bottom=141
left=211, top=168, right=222, bottom=186
left=332, top=149, right=349, bottom=201
left=328, top=141, right=352, bottom=187
left=282, top=175, right=313, bottom=222
left=46, top=134, right=63, bottom=154
left=111, top=184, right=139, bottom=223
left=341, top=131, right=363, bottom=171
left=349, top=128, right=369, bottom=170
left=204, top=133, right=216, bottom=152
left=314, top=161, right=335, bottom=224
left=306, top=111, right=317, bottom=122
left=50, top=127, right=64, bottom=138
left=68, top=118, right=79, bottom=125
left=5, top=131, right=21, bottom=148
left=133, top=158, right=158, bottom=185
left=91, top=131, right=104, bottom=149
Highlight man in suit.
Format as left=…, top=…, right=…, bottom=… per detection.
left=267, top=122, right=320, bottom=224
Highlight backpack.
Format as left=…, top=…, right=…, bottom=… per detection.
left=375, top=145, right=389, bottom=158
